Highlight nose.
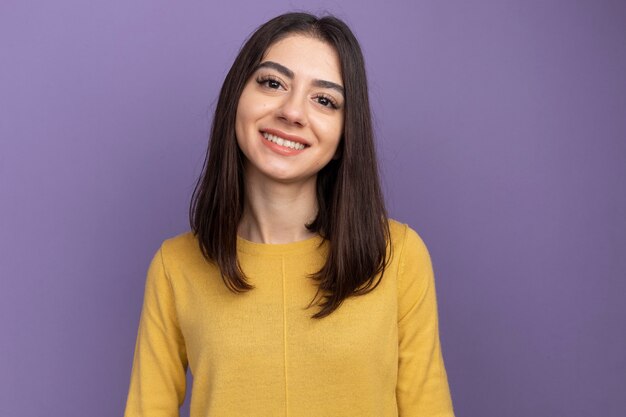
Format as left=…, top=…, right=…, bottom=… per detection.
left=276, top=90, right=308, bottom=127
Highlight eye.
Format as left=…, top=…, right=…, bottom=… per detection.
left=256, top=75, right=284, bottom=90
left=314, top=94, right=339, bottom=109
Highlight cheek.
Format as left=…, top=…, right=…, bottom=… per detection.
left=311, top=110, right=343, bottom=140
left=322, top=117, right=344, bottom=150
left=235, top=91, right=250, bottom=123
left=235, top=93, right=254, bottom=145
left=235, top=91, right=269, bottom=134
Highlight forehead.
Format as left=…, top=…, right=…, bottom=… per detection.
left=261, top=34, right=343, bottom=84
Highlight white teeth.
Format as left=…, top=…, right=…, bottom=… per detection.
left=262, top=132, right=306, bottom=150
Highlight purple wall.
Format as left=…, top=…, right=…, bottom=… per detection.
left=1, top=1, right=624, bottom=416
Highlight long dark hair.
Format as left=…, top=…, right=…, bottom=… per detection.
left=190, top=12, right=389, bottom=318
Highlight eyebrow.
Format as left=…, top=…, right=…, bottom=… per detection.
left=255, top=61, right=345, bottom=97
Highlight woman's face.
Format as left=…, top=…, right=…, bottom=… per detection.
left=235, top=34, right=344, bottom=185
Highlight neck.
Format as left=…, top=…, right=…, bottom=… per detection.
left=238, top=171, right=318, bottom=244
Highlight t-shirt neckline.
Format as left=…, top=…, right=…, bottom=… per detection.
left=236, top=234, right=325, bottom=256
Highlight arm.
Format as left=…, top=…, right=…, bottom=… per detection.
left=124, top=246, right=188, bottom=417
left=396, top=226, right=455, bottom=417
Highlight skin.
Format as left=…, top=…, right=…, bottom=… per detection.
left=235, top=34, right=345, bottom=244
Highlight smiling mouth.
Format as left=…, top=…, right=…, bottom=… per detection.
left=261, top=132, right=308, bottom=151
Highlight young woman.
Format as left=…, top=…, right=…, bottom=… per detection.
left=125, top=12, right=454, bottom=417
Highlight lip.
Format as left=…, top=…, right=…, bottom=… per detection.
left=260, top=128, right=311, bottom=147
left=259, top=131, right=307, bottom=156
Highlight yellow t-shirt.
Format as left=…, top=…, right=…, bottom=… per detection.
left=124, top=220, right=454, bottom=416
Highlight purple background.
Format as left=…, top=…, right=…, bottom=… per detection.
left=1, top=0, right=624, bottom=416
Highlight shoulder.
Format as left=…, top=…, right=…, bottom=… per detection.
left=387, top=219, right=434, bottom=291
left=160, top=230, right=197, bottom=252
left=387, top=218, right=430, bottom=260
left=387, top=220, right=437, bottom=323
left=157, top=230, right=208, bottom=270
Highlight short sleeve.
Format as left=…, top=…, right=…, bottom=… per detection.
left=396, top=226, right=455, bottom=416
left=124, top=246, right=188, bottom=417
